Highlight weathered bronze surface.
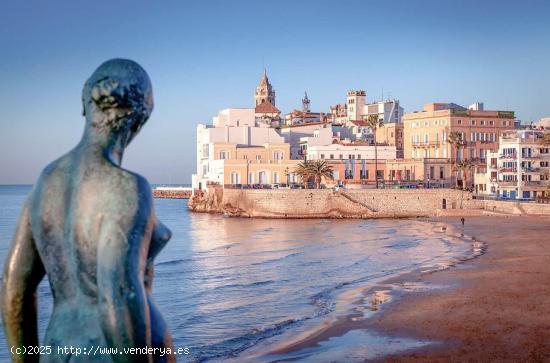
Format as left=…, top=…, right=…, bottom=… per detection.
left=1, top=59, right=175, bottom=362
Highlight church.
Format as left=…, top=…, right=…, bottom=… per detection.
left=254, top=69, right=281, bottom=123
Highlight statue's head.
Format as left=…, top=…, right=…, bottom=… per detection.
left=82, top=59, right=153, bottom=146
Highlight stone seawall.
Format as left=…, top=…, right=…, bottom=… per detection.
left=188, top=188, right=483, bottom=218
left=153, top=188, right=191, bottom=199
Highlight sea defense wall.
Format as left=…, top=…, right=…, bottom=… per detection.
left=153, top=188, right=192, bottom=199
left=188, top=187, right=482, bottom=218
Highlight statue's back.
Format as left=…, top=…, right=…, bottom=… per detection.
left=29, top=152, right=149, bottom=354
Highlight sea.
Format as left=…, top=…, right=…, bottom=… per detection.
left=0, top=184, right=478, bottom=362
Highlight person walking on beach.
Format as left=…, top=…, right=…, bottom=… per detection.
left=461, top=217, right=465, bottom=227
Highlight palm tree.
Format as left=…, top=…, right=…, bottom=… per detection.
left=365, top=114, right=384, bottom=188
left=454, top=158, right=478, bottom=191
left=309, top=160, right=334, bottom=189
left=294, top=160, right=313, bottom=188
left=293, top=160, right=334, bottom=189
left=446, top=131, right=465, bottom=188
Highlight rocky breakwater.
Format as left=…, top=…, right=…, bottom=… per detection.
left=153, top=187, right=192, bottom=199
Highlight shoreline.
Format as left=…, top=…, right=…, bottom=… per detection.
left=234, top=219, right=485, bottom=362
left=248, top=215, right=550, bottom=362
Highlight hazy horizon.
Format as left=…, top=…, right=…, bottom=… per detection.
left=1, top=0, right=549, bottom=184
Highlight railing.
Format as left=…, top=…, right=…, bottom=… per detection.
left=499, top=168, right=517, bottom=173
left=522, top=167, right=540, bottom=173
left=499, top=153, right=517, bottom=159
left=520, top=181, right=544, bottom=187
left=497, top=181, right=517, bottom=186
left=412, top=141, right=440, bottom=147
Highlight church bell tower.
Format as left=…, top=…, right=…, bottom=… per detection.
left=255, top=69, right=276, bottom=107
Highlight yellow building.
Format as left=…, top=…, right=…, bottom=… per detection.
left=210, top=142, right=301, bottom=186
left=376, top=123, right=404, bottom=158
left=403, top=102, right=514, bottom=162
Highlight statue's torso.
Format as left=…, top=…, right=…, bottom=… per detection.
left=28, top=151, right=153, bottom=350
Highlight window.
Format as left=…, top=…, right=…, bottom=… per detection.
left=480, top=120, right=485, bottom=126
left=330, top=154, right=334, bottom=159
left=220, top=151, right=230, bottom=159
left=256, top=155, right=261, bottom=160
left=470, top=119, right=476, bottom=126
left=424, top=121, right=429, bottom=127
left=457, top=119, right=462, bottom=125
left=273, top=151, right=284, bottom=160
left=230, top=171, right=240, bottom=185
left=489, top=120, right=494, bottom=126
left=243, top=155, right=248, bottom=160
left=439, top=166, right=444, bottom=179
left=357, top=154, right=362, bottom=159
left=273, top=172, right=279, bottom=183
left=202, top=144, right=209, bottom=158
left=248, top=172, right=254, bottom=184
left=339, top=154, right=343, bottom=159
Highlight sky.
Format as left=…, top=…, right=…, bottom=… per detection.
left=0, top=0, right=549, bottom=184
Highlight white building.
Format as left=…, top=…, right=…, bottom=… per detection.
left=213, top=108, right=257, bottom=127
left=192, top=119, right=287, bottom=190
left=278, top=123, right=335, bottom=159
left=474, top=130, right=550, bottom=199
left=306, top=143, right=397, bottom=161
left=344, top=90, right=403, bottom=124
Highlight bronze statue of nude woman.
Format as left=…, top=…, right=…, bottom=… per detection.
left=1, top=59, right=175, bottom=362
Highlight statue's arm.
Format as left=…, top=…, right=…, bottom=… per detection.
left=1, top=202, right=45, bottom=363
left=97, top=218, right=152, bottom=363
left=144, top=220, right=171, bottom=293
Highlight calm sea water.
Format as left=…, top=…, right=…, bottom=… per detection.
left=0, top=185, right=472, bottom=362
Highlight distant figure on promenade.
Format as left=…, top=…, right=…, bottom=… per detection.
left=1, top=59, right=175, bottom=362
left=461, top=217, right=465, bottom=227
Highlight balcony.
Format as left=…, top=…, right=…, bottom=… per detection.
left=498, top=181, right=517, bottom=187
left=499, top=167, right=517, bottom=173
left=522, top=167, right=541, bottom=173
left=412, top=141, right=440, bottom=148
left=521, top=181, right=545, bottom=188
left=521, top=154, right=540, bottom=159
left=499, top=153, right=517, bottom=159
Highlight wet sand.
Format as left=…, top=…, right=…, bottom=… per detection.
left=268, top=215, right=550, bottom=362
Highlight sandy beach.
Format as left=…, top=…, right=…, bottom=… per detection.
left=266, top=215, right=550, bottom=362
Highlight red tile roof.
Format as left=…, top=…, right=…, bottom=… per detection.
left=255, top=101, right=280, bottom=114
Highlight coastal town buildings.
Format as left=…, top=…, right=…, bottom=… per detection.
left=402, top=102, right=515, bottom=187
left=474, top=130, right=550, bottom=199
left=193, top=70, right=528, bottom=195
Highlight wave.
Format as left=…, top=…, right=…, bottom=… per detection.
left=156, top=258, right=194, bottom=266
left=210, top=242, right=240, bottom=251
left=250, top=252, right=303, bottom=266
left=192, top=318, right=302, bottom=362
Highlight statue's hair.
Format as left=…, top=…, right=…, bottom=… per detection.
left=82, top=59, right=154, bottom=131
